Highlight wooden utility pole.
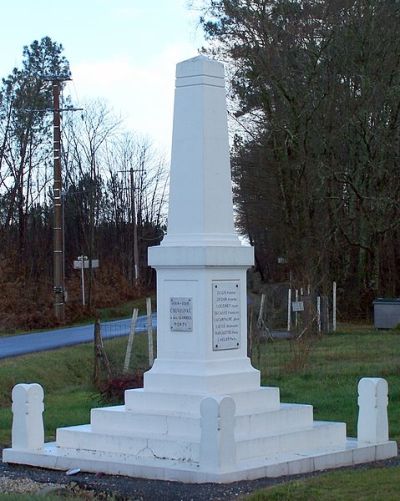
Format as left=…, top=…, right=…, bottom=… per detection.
left=130, top=167, right=140, bottom=283
left=52, top=79, right=64, bottom=321
left=41, top=75, right=81, bottom=321
left=119, top=167, right=141, bottom=285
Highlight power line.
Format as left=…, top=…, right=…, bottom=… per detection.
left=25, top=107, right=83, bottom=113
left=41, top=74, right=72, bottom=82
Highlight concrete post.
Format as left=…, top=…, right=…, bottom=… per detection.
left=11, top=383, right=44, bottom=450
left=200, top=396, right=236, bottom=472
left=357, top=378, right=389, bottom=444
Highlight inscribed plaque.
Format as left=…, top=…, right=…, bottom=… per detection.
left=212, top=281, right=240, bottom=350
left=170, top=297, right=193, bottom=332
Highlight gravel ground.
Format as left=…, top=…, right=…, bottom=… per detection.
left=1, top=450, right=399, bottom=500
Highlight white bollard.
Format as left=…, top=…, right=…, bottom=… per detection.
left=287, top=288, right=292, bottom=332
left=200, top=396, right=236, bottom=472
left=357, top=378, right=389, bottom=444
left=11, top=383, right=44, bottom=450
left=332, top=281, right=337, bottom=332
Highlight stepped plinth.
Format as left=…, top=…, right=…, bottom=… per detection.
left=3, top=56, right=397, bottom=482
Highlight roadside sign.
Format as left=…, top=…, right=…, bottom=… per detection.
left=73, top=259, right=99, bottom=269
left=73, top=256, right=99, bottom=306
left=292, top=301, right=304, bottom=312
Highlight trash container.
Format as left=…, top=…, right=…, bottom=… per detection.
left=373, top=298, right=400, bottom=329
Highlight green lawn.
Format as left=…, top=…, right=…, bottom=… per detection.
left=259, top=329, right=400, bottom=441
left=248, top=464, right=400, bottom=500
left=0, top=335, right=149, bottom=445
left=96, top=296, right=154, bottom=322
left=0, top=325, right=398, bottom=499
left=0, top=296, right=153, bottom=338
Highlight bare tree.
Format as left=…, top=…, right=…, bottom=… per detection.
left=200, top=0, right=400, bottom=316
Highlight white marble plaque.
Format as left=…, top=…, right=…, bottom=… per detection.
left=212, top=281, right=240, bottom=350
left=170, top=297, right=193, bottom=332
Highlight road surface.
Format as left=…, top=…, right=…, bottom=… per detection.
left=0, top=315, right=291, bottom=360
left=0, top=314, right=156, bottom=360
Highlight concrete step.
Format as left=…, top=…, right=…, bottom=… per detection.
left=235, top=403, right=313, bottom=438
left=56, top=425, right=199, bottom=462
left=237, top=421, right=347, bottom=461
left=56, top=419, right=346, bottom=465
left=90, top=405, right=200, bottom=438
left=124, top=386, right=280, bottom=415
left=91, top=401, right=313, bottom=441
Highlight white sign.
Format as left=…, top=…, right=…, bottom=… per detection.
left=292, top=301, right=304, bottom=312
left=73, top=256, right=100, bottom=306
left=170, top=297, right=193, bottom=332
left=212, top=281, right=240, bottom=351
left=73, top=259, right=99, bottom=269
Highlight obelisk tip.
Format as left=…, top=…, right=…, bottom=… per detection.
left=176, top=54, right=224, bottom=80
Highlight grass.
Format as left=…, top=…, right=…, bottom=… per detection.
left=0, top=324, right=398, bottom=499
left=96, top=296, right=153, bottom=322
left=0, top=334, right=150, bottom=445
left=258, top=329, right=400, bottom=441
left=0, top=296, right=154, bottom=338
left=248, top=464, right=400, bottom=500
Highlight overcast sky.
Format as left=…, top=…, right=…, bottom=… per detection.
left=0, top=0, right=205, bottom=156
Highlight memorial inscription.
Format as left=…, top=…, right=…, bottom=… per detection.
left=170, top=297, right=193, bottom=332
left=212, top=281, right=240, bottom=350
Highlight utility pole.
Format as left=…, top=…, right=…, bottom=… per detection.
left=41, top=75, right=82, bottom=321
left=130, top=167, right=140, bottom=283
left=52, top=79, right=64, bottom=321
left=119, top=167, right=141, bottom=285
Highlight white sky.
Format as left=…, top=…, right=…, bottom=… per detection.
left=0, top=0, right=205, bottom=157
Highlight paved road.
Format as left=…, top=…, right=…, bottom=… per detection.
left=0, top=314, right=156, bottom=360
left=0, top=315, right=291, bottom=360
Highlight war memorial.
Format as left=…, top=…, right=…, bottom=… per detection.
left=3, top=55, right=397, bottom=483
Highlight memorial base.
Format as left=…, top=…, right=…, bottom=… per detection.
left=3, top=440, right=397, bottom=483
left=3, top=384, right=397, bottom=483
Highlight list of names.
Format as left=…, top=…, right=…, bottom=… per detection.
left=212, top=281, right=240, bottom=350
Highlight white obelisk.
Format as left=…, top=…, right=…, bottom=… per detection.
left=3, top=55, right=397, bottom=483
left=147, top=55, right=258, bottom=394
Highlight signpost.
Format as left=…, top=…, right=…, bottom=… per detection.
left=73, top=256, right=99, bottom=306
left=292, top=301, right=304, bottom=312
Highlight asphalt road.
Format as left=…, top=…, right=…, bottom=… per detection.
left=0, top=315, right=290, bottom=360
left=0, top=314, right=156, bottom=360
